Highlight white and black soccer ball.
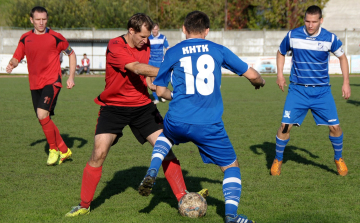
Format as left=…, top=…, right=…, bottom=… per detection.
left=178, top=192, right=207, bottom=218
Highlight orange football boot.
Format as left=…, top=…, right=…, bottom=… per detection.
left=271, top=159, right=283, bottom=176
left=334, top=158, right=348, bottom=176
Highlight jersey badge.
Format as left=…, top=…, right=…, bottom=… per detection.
left=318, top=42, right=324, bottom=50
left=283, top=110, right=291, bottom=119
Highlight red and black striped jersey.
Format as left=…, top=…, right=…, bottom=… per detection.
left=13, top=28, right=73, bottom=90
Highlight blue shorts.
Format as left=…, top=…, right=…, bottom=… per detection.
left=163, top=116, right=237, bottom=167
left=281, top=84, right=339, bottom=126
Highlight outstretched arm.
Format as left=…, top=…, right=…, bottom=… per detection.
left=125, top=62, right=159, bottom=77
left=67, top=52, right=77, bottom=89
left=338, top=54, right=351, bottom=99
left=276, top=50, right=287, bottom=92
left=6, top=58, right=19, bottom=73
left=242, top=67, right=265, bottom=89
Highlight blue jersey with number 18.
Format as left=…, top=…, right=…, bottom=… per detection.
left=153, top=38, right=249, bottom=125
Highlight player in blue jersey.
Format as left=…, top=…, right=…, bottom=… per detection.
left=149, top=23, right=169, bottom=104
left=138, top=11, right=265, bottom=223
left=271, top=5, right=351, bottom=176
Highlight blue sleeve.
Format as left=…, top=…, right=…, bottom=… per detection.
left=279, top=31, right=291, bottom=55
left=164, top=37, right=170, bottom=49
left=221, top=46, right=249, bottom=76
left=153, top=50, right=172, bottom=87
left=330, top=34, right=343, bottom=53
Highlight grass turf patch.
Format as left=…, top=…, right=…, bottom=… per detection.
left=0, top=76, right=359, bottom=222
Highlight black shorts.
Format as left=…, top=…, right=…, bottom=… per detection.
left=95, top=102, right=163, bottom=145
left=31, top=84, right=61, bottom=116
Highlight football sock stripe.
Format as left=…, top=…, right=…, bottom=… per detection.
left=329, top=133, right=343, bottom=160
left=223, top=167, right=241, bottom=217
left=275, top=135, right=290, bottom=161
left=149, top=132, right=173, bottom=174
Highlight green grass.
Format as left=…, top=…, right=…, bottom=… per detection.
left=0, top=76, right=359, bottom=223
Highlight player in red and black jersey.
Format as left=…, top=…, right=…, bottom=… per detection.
left=65, top=13, right=207, bottom=217
left=6, top=6, right=77, bottom=166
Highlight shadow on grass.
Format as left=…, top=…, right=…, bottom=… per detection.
left=91, top=166, right=224, bottom=217
left=350, top=84, right=360, bottom=87
left=346, top=99, right=360, bottom=106
left=29, top=133, right=88, bottom=155
left=249, top=142, right=337, bottom=175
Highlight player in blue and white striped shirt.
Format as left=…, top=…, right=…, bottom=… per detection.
left=149, top=23, right=169, bottom=104
left=271, top=5, right=351, bottom=177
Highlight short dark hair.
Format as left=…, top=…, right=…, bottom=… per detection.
left=183, top=11, right=210, bottom=35
left=153, top=23, right=159, bottom=29
left=127, top=13, right=154, bottom=33
left=30, top=6, right=47, bottom=18
left=305, top=5, right=322, bottom=19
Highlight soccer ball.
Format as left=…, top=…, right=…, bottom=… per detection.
left=178, top=192, right=207, bottom=218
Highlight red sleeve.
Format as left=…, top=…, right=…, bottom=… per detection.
left=56, top=32, right=70, bottom=52
left=52, top=31, right=73, bottom=55
left=107, top=38, right=138, bottom=73
left=13, top=33, right=28, bottom=61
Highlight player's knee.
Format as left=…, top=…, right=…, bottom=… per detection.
left=37, top=113, right=49, bottom=121
left=36, top=108, right=49, bottom=120
left=329, top=125, right=342, bottom=135
left=220, top=159, right=239, bottom=172
left=281, top=124, right=291, bottom=134
left=89, top=150, right=107, bottom=165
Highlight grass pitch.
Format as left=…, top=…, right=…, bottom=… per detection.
left=0, top=76, right=359, bottom=223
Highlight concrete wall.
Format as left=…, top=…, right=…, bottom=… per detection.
left=2, top=27, right=360, bottom=56
left=2, top=27, right=360, bottom=69
left=322, top=0, right=360, bottom=31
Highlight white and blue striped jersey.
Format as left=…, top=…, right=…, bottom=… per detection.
left=149, top=33, right=169, bottom=65
left=279, top=26, right=344, bottom=85
left=153, top=38, right=249, bottom=125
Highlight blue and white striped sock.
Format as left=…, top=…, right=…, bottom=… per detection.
left=275, top=135, right=289, bottom=161
left=148, top=132, right=173, bottom=176
left=223, top=167, right=241, bottom=218
left=329, top=133, right=343, bottom=161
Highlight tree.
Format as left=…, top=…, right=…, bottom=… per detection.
left=150, top=0, right=225, bottom=30
left=92, top=0, right=148, bottom=29
left=4, top=0, right=329, bottom=30
left=226, top=0, right=329, bottom=30
left=5, top=0, right=94, bottom=29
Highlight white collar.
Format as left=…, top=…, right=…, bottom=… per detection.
left=303, top=26, right=322, bottom=37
